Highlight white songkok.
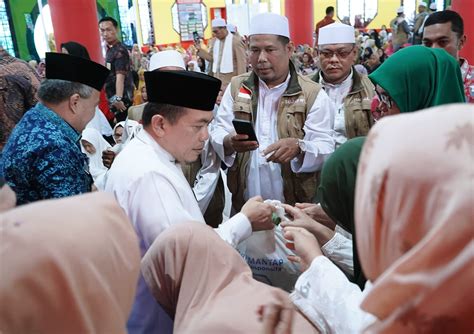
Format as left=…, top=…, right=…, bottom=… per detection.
left=211, top=18, right=226, bottom=28
left=227, top=23, right=237, bottom=33
left=419, top=1, right=427, bottom=7
left=397, top=6, right=404, bottom=13
left=149, top=50, right=185, bottom=71
left=249, top=13, right=290, bottom=38
left=429, top=3, right=437, bottom=10
left=318, top=23, right=355, bottom=45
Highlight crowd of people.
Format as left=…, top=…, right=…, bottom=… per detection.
left=0, top=6, right=473, bottom=334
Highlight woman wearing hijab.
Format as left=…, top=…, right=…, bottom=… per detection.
left=60, top=41, right=91, bottom=59
left=0, top=192, right=140, bottom=333
left=81, top=128, right=111, bottom=190
left=369, top=45, right=465, bottom=119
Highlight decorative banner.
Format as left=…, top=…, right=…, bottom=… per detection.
left=172, top=0, right=206, bottom=42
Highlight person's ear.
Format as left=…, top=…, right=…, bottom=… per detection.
left=69, top=93, right=81, bottom=113
left=287, top=41, right=295, bottom=56
left=458, top=34, right=467, bottom=51
left=150, top=114, right=167, bottom=138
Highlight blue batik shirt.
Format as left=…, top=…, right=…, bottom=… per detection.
left=2, top=103, right=92, bottom=205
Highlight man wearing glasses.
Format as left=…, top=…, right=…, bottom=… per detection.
left=311, top=23, right=375, bottom=148
left=196, top=18, right=247, bottom=87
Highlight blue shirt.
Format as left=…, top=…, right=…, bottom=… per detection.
left=2, top=103, right=92, bottom=205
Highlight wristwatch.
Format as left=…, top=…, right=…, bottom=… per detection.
left=110, top=95, right=122, bottom=103
left=297, top=139, right=306, bottom=153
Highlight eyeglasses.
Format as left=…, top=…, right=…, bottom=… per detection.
left=319, top=46, right=355, bottom=59
left=376, top=90, right=393, bottom=109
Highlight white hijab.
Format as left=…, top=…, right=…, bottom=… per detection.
left=81, top=128, right=111, bottom=190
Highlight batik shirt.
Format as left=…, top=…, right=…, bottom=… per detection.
left=104, top=41, right=134, bottom=101
left=460, top=58, right=473, bottom=103
left=2, top=103, right=92, bottom=205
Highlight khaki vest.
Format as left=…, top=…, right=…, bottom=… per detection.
left=228, top=63, right=322, bottom=211
left=312, top=69, right=375, bottom=139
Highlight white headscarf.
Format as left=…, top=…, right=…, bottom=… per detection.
left=86, top=107, right=114, bottom=136
left=81, top=128, right=111, bottom=190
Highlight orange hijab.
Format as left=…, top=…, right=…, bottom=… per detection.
left=355, top=103, right=474, bottom=333
left=0, top=193, right=140, bottom=333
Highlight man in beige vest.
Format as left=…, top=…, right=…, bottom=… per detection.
left=196, top=18, right=247, bottom=87
left=212, top=13, right=335, bottom=212
left=390, top=7, right=410, bottom=52
left=312, top=23, right=374, bottom=148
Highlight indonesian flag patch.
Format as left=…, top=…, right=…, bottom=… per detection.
left=238, top=87, right=252, bottom=99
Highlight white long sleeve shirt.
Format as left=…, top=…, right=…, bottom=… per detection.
left=290, top=256, right=376, bottom=334
left=211, top=75, right=335, bottom=203
left=105, top=129, right=252, bottom=334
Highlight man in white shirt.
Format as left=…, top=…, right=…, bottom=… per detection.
left=196, top=18, right=247, bottom=87
left=212, top=13, right=335, bottom=212
left=106, top=70, right=275, bottom=334
left=311, top=23, right=375, bottom=148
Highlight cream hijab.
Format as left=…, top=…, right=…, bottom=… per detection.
left=355, top=103, right=474, bottom=333
left=0, top=193, right=140, bottom=333
left=141, top=222, right=318, bottom=333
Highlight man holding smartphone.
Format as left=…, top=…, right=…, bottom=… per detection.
left=212, top=13, right=335, bottom=212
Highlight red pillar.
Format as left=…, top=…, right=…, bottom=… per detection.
left=285, top=0, right=314, bottom=46
left=48, top=0, right=104, bottom=64
left=451, top=0, right=473, bottom=63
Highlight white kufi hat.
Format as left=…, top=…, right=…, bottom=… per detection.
left=318, top=23, right=355, bottom=45
left=211, top=18, right=226, bottom=28
left=249, top=13, right=290, bottom=38
left=149, top=50, right=185, bottom=71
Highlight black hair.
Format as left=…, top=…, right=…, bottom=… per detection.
left=142, top=103, right=187, bottom=126
left=99, top=16, right=118, bottom=28
left=60, top=41, right=91, bottom=60
left=277, top=35, right=290, bottom=46
left=326, top=6, right=335, bottom=15
left=424, top=10, right=464, bottom=38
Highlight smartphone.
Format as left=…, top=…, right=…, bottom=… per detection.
left=193, top=31, right=200, bottom=43
left=232, top=119, right=258, bottom=142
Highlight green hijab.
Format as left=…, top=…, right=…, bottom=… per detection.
left=318, top=137, right=366, bottom=287
left=369, top=46, right=465, bottom=113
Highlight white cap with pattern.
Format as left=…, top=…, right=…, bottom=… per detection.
left=249, top=13, right=290, bottom=38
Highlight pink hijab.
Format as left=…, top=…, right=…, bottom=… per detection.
left=0, top=193, right=141, bottom=333
left=141, top=222, right=319, bottom=333
left=355, top=103, right=474, bottom=333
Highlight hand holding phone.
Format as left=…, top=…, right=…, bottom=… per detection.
left=232, top=119, right=258, bottom=142
left=226, top=119, right=259, bottom=153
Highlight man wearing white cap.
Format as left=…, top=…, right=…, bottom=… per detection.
left=312, top=23, right=375, bottom=148
left=127, top=50, right=185, bottom=121
left=196, top=18, right=246, bottom=87
left=390, top=7, right=410, bottom=52
left=213, top=13, right=334, bottom=283
left=429, top=2, right=437, bottom=12
left=413, top=1, right=429, bottom=44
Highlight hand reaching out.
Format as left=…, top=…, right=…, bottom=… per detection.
left=283, top=226, right=322, bottom=272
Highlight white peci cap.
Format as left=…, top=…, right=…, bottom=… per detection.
left=429, top=3, right=437, bottom=10
left=318, top=23, right=355, bottom=45
left=211, top=18, right=227, bottom=28
left=149, top=50, right=185, bottom=71
left=249, top=13, right=290, bottom=38
left=397, top=6, right=404, bottom=13
left=419, top=1, right=427, bottom=7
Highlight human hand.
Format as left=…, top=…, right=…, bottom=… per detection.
left=102, top=149, right=116, bottom=169
left=281, top=204, right=335, bottom=246
left=294, top=203, right=336, bottom=230
left=262, top=138, right=300, bottom=164
left=241, top=196, right=275, bottom=232
left=258, top=302, right=294, bottom=334
left=224, top=133, right=259, bottom=154
left=112, top=100, right=127, bottom=112
left=283, top=226, right=322, bottom=272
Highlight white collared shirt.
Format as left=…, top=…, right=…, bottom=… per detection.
left=320, top=70, right=353, bottom=147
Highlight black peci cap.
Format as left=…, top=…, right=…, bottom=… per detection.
left=144, top=70, right=221, bottom=111
left=45, top=52, right=110, bottom=91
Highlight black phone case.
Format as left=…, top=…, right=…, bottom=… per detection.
left=232, top=119, right=258, bottom=142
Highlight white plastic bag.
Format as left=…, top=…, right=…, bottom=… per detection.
left=236, top=200, right=301, bottom=292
